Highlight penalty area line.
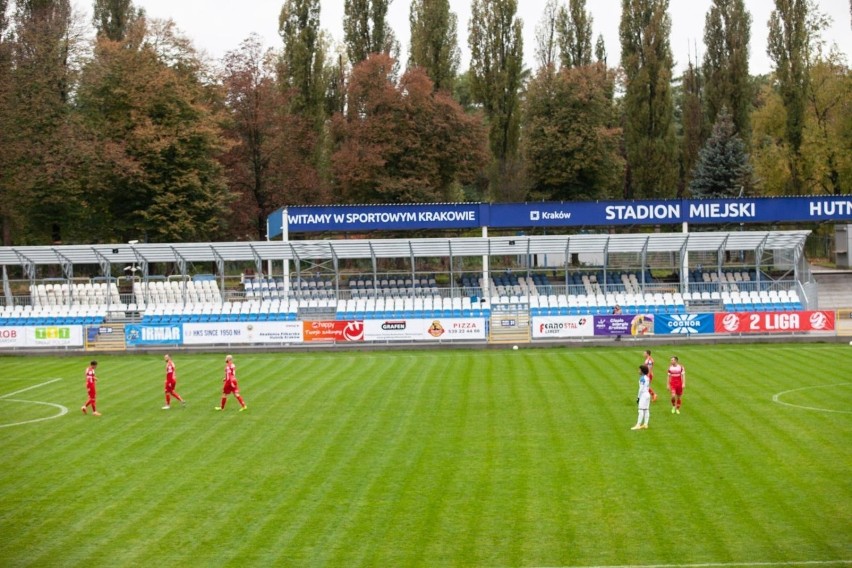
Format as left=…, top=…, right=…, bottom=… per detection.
left=0, top=378, right=63, bottom=399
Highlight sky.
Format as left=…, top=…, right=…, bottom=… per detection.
left=115, top=0, right=851, bottom=75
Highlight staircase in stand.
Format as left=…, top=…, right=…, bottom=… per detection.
left=85, top=322, right=127, bottom=351
left=489, top=302, right=530, bottom=344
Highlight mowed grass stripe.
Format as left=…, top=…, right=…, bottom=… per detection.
left=325, top=352, right=463, bottom=567
left=236, top=356, right=417, bottom=564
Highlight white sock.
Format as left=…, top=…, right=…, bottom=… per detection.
left=643, top=410, right=650, bottom=426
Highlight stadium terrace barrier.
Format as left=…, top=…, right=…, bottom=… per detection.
left=0, top=309, right=838, bottom=351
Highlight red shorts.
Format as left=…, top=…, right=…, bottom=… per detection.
left=223, top=381, right=239, bottom=395
left=87, top=389, right=96, bottom=399
left=670, top=382, right=683, bottom=396
left=165, top=379, right=177, bottom=392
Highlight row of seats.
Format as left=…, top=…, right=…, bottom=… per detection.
left=335, top=297, right=491, bottom=320
left=133, top=280, right=222, bottom=305
left=0, top=304, right=106, bottom=326
left=721, top=290, right=803, bottom=311
left=30, top=282, right=121, bottom=307
left=142, top=300, right=302, bottom=324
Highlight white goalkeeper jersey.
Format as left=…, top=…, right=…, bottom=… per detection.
left=637, top=373, right=651, bottom=402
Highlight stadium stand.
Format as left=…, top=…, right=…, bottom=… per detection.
left=0, top=231, right=814, bottom=326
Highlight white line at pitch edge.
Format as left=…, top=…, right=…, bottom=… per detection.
left=0, top=378, right=63, bottom=399
left=539, top=559, right=852, bottom=568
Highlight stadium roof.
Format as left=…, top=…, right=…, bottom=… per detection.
left=0, top=230, right=810, bottom=270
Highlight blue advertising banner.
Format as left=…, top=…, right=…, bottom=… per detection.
left=125, top=324, right=183, bottom=346
left=268, top=196, right=852, bottom=235
left=269, top=203, right=485, bottom=236
left=654, top=313, right=715, bottom=335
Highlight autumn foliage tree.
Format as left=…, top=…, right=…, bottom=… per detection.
left=331, top=53, right=487, bottom=204
left=76, top=18, right=232, bottom=243
left=219, top=35, right=328, bottom=240
left=523, top=64, right=623, bottom=201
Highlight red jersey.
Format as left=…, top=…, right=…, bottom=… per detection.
left=166, top=360, right=176, bottom=381
left=86, top=366, right=97, bottom=392
left=225, top=362, right=236, bottom=386
left=645, top=355, right=654, bottom=380
left=668, top=364, right=684, bottom=385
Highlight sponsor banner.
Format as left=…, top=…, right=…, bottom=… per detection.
left=654, top=313, right=715, bottom=335
left=532, top=316, right=594, bottom=338
left=126, top=324, right=183, bottom=346
left=593, top=315, right=655, bottom=337
left=30, top=326, right=83, bottom=347
left=0, top=327, right=25, bottom=348
left=270, top=203, right=484, bottom=235
left=303, top=320, right=365, bottom=342
left=269, top=196, right=852, bottom=235
left=0, top=326, right=84, bottom=348
left=183, top=322, right=303, bottom=344
left=363, top=318, right=487, bottom=341
left=715, top=311, right=835, bottom=334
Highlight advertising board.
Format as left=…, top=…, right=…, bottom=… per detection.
left=593, top=315, right=655, bottom=337
left=714, top=311, right=835, bottom=333
left=0, top=326, right=84, bottom=348
left=532, top=316, right=594, bottom=338
left=362, top=318, right=486, bottom=341
left=654, top=314, right=715, bottom=335
left=183, top=322, right=303, bottom=344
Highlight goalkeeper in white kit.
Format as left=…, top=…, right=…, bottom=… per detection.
left=631, top=364, right=652, bottom=430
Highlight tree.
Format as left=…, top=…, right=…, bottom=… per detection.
left=220, top=35, right=328, bottom=240
left=620, top=0, right=679, bottom=198
left=523, top=65, right=623, bottom=201
left=76, top=18, right=232, bottom=242
left=594, top=33, right=606, bottom=65
left=703, top=0, right=752, bottom=138
left=689, top=107, right=753, bottom=198
left=343, top=0, right=398, bottom=66
left=468, top=0, right=524, bottom=200
left=408, top=0, right=460, bottom=92
left=331, top=53, right=488, bottom=204
left=4, top=0, right=94, bottom=244
left=804, top=55, right=852, bottom=195
left=557, top=0, right=593, bottom=68
left=751, top=53, right=852, bottom=196
left=533, top=0, right=559, bottom=71
left=680, top=59, right=706, bottom=194
left=766, top=0, right=827, bottom=193
left=92, top=0, right=141, bottom=41
left=278, top=0, right=326, bottom=123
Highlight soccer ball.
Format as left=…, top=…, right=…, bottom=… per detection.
left=512, top=345, right=519, bottom=350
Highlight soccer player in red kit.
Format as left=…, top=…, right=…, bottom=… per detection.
left=667, top=356, right=686, bottom=414
left=162, top=354, right=185, bottom=409
left=81, top=360, right=101, bottom=416
left=644, top=350, right=658, bottom=402
left=215, top=354, right=247, bottom=411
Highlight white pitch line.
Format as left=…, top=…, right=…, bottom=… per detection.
left=0, top=378, right=63, bottom=399
left=0, top=399, right=68, bottom=429
left=771, top=382, right=852, bottom=414
left=541, top=560, right=852, bottom=568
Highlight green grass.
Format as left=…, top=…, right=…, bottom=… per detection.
left=0, top=344, right=850, bottom=567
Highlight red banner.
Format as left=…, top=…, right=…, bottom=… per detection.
left=715, top=311, right=835, bottom=333
left=302, top=320, right=365, bottom=342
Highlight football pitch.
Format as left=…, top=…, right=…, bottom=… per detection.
left=0, top=343, right=850, bottom=568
